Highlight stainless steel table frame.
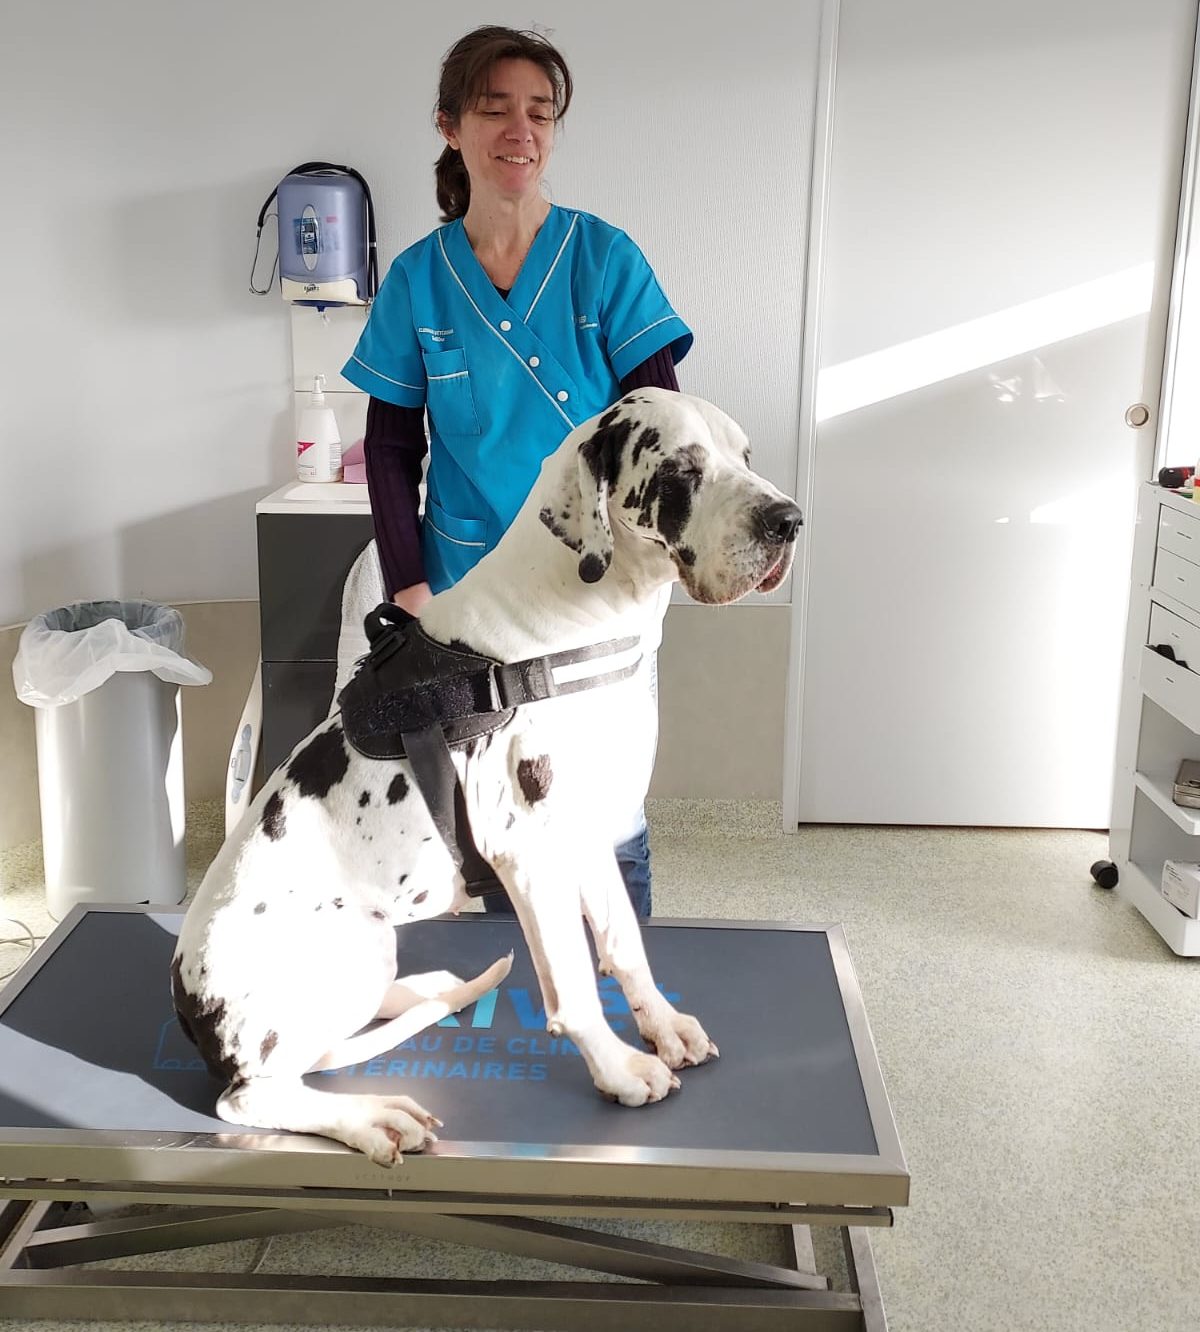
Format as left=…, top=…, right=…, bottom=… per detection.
left=0, top=905, right=908, bottom=1330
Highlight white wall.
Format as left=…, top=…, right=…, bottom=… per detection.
left=1, top=0, right=822, bottom=629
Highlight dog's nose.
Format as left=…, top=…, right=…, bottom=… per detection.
left=754, top=499, right=804, bottom=544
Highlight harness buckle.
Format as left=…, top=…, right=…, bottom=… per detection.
left=479, top=663, right=505, bottom=713
left=494, top=657, right=554, bottom=709
left=367, top=629, right=404, bottom=669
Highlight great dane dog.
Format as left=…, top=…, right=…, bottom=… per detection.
left=172, top=388, right=803, bottom=1165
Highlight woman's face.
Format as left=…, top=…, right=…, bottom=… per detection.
left=441, top=58, right=557, bottom=206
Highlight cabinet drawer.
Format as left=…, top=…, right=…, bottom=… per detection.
left=1158, top=503, right=1200, bottom=567
left=1141, top=644, right=1200, bottom=735
left=1148, top=603, right=1200, bottom=670
left=1152, top=548, right=1200, bottom=616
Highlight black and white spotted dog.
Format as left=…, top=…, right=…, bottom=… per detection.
left=172, top=388, right=803, bottom=1165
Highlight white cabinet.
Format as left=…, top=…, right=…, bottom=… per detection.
left=1108, top=482, right=1200, bottom=954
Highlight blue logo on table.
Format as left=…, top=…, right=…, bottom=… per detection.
left=154, top=977, right=681, bottom=1080
left=153, top=1019, right=207, bottom=1072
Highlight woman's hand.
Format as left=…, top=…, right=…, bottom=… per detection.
left=393, top=582, right=433, bottom=615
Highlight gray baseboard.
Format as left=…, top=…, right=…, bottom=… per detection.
left=1, top=601, right=790, bottom=850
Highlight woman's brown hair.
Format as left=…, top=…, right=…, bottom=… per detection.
left=434, top=26, right=573, bottom=223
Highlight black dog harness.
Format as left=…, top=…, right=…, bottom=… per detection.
left=337, top=604, right=641, bottom=896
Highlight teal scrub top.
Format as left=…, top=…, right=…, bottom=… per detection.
left=342, top=206, right=693, bottom=592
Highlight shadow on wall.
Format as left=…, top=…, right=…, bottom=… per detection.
left=0, top=623, right=39, bottom=850
left=106, top=175, right=292, bottom=323
left=116, top=485, right=271, bottom=603
left=15, top=487, right=272, bottom=619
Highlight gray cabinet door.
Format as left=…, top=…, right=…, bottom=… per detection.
left=257, top=512, right=375, bottom=773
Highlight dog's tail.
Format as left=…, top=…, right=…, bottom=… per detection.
left=307, top=952, right=513, bottom=1074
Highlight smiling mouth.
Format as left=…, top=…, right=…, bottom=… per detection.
left=498, top=155, right=535, bottom=165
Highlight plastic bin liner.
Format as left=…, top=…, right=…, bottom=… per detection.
left=12, top=599, right=211, bottom=708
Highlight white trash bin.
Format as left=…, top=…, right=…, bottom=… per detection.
left=12, top=600, right=212, bottom=920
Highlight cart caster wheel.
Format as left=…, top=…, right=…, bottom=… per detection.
left=1090, top=859, right=1118, bottom=890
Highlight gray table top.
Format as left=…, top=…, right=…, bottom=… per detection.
left=0, top=906, right=908, bottom=1206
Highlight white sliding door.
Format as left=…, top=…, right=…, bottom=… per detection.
left=788, top=0, right=1197, bottom=827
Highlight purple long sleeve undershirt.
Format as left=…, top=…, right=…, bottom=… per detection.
left=364, top=344, right=681, bottom=598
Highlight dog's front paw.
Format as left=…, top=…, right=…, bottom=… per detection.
left=354, top=1095, right=442, bottom=1166
left=594, top=1046, right=680, bottom=1107
left=640, top=1009, right=719, bottom=1070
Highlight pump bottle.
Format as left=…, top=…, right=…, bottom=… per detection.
left=296, top=374, right=342, bottom=482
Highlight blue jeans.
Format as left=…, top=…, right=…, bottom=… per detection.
left=614, top=818, right=653, bottom=918
left=482, top=810, right=652, bottom=919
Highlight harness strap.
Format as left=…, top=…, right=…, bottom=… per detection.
left=362, top=603, right=642, bottom=717
left=399, top=726, right=459, bottom=865
left=492, top=638, right=642, bottom=707
left=345, top=603, right=644, bottom=898
left=402, top=724, right=502, bottom=897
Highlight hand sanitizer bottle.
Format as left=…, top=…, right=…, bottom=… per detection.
left=296, top=375, right=342, bottom=482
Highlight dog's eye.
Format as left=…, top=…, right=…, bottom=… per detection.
left=742, top=447, right=752, bottom=466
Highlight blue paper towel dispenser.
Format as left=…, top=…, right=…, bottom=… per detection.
left=252, top=161, right=377, bottom=308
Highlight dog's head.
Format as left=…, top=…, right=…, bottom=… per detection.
left=539, top=388, right=802, bottom=604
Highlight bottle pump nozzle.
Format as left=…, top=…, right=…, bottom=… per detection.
left=310, top=374, right=326, bottom=405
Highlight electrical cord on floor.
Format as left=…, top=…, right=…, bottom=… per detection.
left=246, top=1235, right=275, bottom=1274
left=0, top=916, right=39, bottom=981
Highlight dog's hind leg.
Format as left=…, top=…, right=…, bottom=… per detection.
left=220, top=953, right=510, bottom=1162
left=579, top=857, right=718, bottom=1071
left=216, top=1078, right=440, bottom=1166
left=196, top=917, right=463, bottom=1165
left=308, top=953, right=513, bottom=1073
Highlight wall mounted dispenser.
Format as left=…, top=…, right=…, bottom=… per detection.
left=250, top=161, right=378, bottom=308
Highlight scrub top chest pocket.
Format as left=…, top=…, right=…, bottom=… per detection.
left=422, top=347, right=481, bottom=437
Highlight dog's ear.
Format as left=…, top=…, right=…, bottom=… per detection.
left=539, top=410, right=633, bottom=584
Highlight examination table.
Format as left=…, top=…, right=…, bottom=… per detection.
left=0, top=905, right=908, bottom=1329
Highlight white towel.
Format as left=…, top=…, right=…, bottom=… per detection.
left=329, top=540, right=385, bottom=713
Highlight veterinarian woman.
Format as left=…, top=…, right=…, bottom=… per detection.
left=342, top=24, right=692, bottom=918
